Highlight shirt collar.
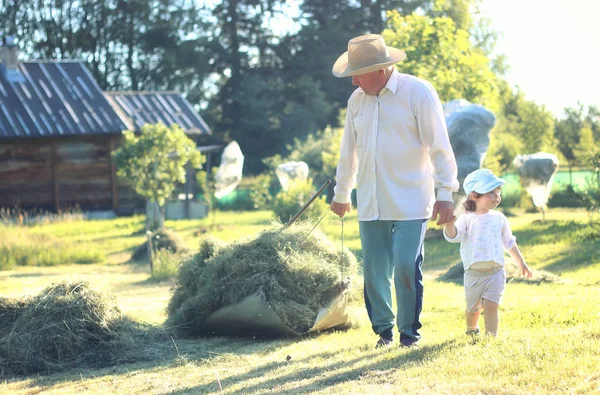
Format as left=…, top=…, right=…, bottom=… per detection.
left=380, top=68, right=400, bottom=96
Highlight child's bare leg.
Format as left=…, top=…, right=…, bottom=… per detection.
left=466, top=310, right=480, bottom=331
left=482, top=299, right=499, bottom=336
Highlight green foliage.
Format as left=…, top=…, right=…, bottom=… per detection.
left=150, top=250, right=181, bottom=281
left=131, top=228, right=187, bottom=262
left=554, top=105, right=600, bottom=167
left=576, top=183, right=600, bottom=221
left=575, top=125, right=600, bottom=191
left=195, top=167, right=218, bottom=212
left=265, top=122, right=344, bottom=189
left=384, top=10, right=501, bottom=112
left=430, top=0, right=472, bottom=31
left=548, top=185, right=591, bottom=208
left=483, top=127, right=524, bottom=175
left=1, top=1, right=209, bottom=95
left=195, top=170, right=210, bottom=205
left=247, top=173, right=277, bottom=210
left=113, top=123, right=204, bottom=208
left=490, top=88, right=557, bottom=165
left=272, top=179, right=329, bottom=224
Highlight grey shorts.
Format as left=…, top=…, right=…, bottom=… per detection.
left=464, top=266, right=506, bottom=313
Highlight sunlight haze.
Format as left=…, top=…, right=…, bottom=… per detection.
left=481, top=0, right=600, bottom=117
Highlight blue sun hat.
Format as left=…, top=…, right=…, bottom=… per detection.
left=463, top=168, right=505, bottom=195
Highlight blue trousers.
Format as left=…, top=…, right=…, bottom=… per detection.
left=360, top=219, right=427, bottom=341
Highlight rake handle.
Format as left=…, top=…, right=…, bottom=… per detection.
left=283, top=179, right=331, bottom=229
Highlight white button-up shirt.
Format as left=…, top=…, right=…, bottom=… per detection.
left=333, top=69, right=459, bottom=221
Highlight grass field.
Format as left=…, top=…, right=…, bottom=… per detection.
left=1, top=209, right=599, bottom=394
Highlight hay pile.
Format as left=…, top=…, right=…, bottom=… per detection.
left=131, top=228, right=187, bottom=261
left=0, top=281, right=165, bottom=376
left=167, top=224, right=358, bottom=337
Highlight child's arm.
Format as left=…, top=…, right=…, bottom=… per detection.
left=507, top=243, right=532, bottom=278
left=443, top=216, right=458, bottom=238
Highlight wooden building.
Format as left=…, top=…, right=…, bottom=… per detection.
left=0, top=38, right=212, bottom=214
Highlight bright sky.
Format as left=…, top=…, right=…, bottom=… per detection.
left=480, top=0, right=600, bottom=118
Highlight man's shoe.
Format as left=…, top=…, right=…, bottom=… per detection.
left=375, top=336, right=393, bottom=348
left=399, top=337, right=419, bottom=348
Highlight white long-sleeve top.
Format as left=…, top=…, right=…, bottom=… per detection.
left=332, top=69, right=459, bottom=221
left=443, top=210, right=517, bottom=270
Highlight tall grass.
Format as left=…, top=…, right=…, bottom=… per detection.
left=0, top=229, right=105, bottom=269
left=0, top=207, right=85, bottom=226
left=149, top=250, right=182, bottom=281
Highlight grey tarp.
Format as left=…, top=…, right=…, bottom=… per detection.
left=202, top=287, right=350, bottom=337
left=445, top=99, right=497, bottom=188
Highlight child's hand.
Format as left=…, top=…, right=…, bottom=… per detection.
left=444, top=215, right=457, bottom=228
left=520, top=262, right=533, bottom=279
left=442, top=216, right=458, bottom=238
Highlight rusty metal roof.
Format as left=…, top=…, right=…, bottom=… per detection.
left=0, top=60, right=127, bottom=139
left=0, top=60, right=212, bottom=140
left=105, top=92, right=211, bottom=135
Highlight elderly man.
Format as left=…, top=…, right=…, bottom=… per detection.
left=330, top=34, right=458, bottom=348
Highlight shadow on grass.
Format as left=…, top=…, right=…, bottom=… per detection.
left=167, top=339, right=456, bottom=394
left=11, top=332, right=341, bottom=390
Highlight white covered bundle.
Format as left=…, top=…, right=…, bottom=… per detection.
left=513, top=152, right=559, bottom=208
left=275, top=161, right=309, bottom=191
left=214, top=141, right=244, bottom=199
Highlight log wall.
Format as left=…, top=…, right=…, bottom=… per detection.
left=0, top=135, right=144, bottom=214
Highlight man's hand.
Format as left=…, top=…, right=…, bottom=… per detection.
left=431, top=200, right=454, bottom=225
left=330, top=201, right=351, bottom=218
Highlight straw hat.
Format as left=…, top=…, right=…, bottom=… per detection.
left=332, top=34, right=406, bottom=78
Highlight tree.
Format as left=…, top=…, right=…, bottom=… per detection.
left=112, top=123, right=204, bottom=230
left=553, top=104, right=600, bottom=184
left=488, top=88, right=556, bottom=175
left=383, top=10, right=501, bottom=111
left=1, top=0, right=209, bottom=95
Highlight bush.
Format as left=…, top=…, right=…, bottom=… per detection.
left=150, top=250, right=182, bottom=281
left=247, top=173, right=278, bottom=210
left=548, top=185, right=587, bottom=208
left=272, top=179, right=329, bottom=224
left=499, top=188, right=535, bottom=211
left=131, top=228, right=187, bottom=262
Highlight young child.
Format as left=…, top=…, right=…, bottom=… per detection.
left=443, top=168, right=532, bottom=337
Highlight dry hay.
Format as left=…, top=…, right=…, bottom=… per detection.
left=438, top=262, right=564, bottom=285
left=131, top=228, right=187, bottom=261
left=0, top=281, right=166, bottom=376
left=166, top=223, right=358, bottom=337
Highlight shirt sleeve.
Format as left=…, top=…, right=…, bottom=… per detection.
left=501, top=213, right=516, bottom=250
left=332, top=102, right=359, bottom=204
left=443, top=214, right=467, bottom=243
left=414, top=82, right=459, bottom=202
